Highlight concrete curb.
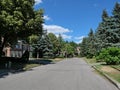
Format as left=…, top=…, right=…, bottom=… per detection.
left=92, top=66, right=120, bottom=90
left=111, top=66, right=120, bottom=72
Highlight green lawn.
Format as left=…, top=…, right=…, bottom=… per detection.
left=105, top=72, right=120, bottom=83
left=95, top=65, right=120, bottom=83
left=84, top=58, right=120, bottom=83
left=83, top=57, right=96, bottom=64
left=111, top=65, right=120, bottom=71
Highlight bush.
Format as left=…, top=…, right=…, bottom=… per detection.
left=96, top=47, right=120, bottom=65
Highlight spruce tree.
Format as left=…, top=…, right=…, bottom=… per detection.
left=80, top=37, right=89, bottom=57
left=112, top=2, right=120, bottom=47
left=34, top=30, right=53, bottom=58
left=87, top=29, right=96, bottom=58
left=95, top=9, right=112, bottom=50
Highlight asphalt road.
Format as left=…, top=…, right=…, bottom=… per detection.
left=0, top=58, right=119, bottom=90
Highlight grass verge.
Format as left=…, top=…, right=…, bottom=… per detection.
left=83, top=57, right=96, bottom=64
left=94, top=64, right=120, bottom=83
left=23, top=63, right=40, bottom=70
left=111, top=65, right=120, bottom=71
left=84, top=57, right=120, bottom=83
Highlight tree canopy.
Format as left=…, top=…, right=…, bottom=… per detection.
left=0, top=0, right=44, bottom=56
left=80, top=2, right=120, bottom=59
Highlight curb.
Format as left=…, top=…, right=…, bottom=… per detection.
left=92, top=66, right=120, bottom=90
left=0, top=69, right=25, bottom=77
left=111, top=66, right=120, bottom=72
left=0, top=71, right=9, bottom=76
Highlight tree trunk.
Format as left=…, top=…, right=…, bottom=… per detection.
left=0, top=36, right=7, bottom=57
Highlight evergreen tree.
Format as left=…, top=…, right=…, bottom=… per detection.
left=102, top=9, right=109, bottom=21
left=87, top=29, right=96, bottom=58
left=57, top=34, right=65, bottom=56
left=112, top=2, right=120, bottom=47
left=95, top=9, right=112, bottom=50
left=80, top=2, right=120, bottom=59
left=33, top=30, right=53, bottom=58
left=80, top=37, right=89, bottom=57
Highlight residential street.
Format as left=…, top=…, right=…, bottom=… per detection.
left=0, top=58, right=119, bottom=90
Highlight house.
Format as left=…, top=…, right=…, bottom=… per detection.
left=4, top=40, right=29, bottom=57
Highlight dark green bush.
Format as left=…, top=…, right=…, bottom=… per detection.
left=96, top=47, right=120, bottom=65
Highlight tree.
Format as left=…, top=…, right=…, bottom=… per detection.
left=113, top=2, right=120, bottom=18
left=87, top=29, right=96, bottom=58
left=80, top=2, right=120, bottom=60
left=102, top=9, right=109, bottom=21
left=33, top=9, right=44, bottom=35
left=28, top=34, right=39, bottom=44
left=33, top=30, right=53, bottom=58
left=48, top=33, right=59, bottom=56
left=0, top=0, right=44, bottom=57
left=80, top=37, right=89, bottom=57
left=95, top=3, right=120, bottom=48
left=57, top=34, right=65, bottom=56
left=80, top=29, right=96, bottom=58
left=112, top=2, right=120, bottom=47
left=64, top=43, right=74, bottom=57
left=69, top=41, right=78, bottom=56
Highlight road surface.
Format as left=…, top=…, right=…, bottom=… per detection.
left=0, top=58, right=119, bottom=90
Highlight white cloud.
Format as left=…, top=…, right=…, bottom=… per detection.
left=75, top=36, right=85, bottom=40
left=43, top=24, right=72, bottom=34
left=61, top=34, right=72, bottom=39
left=35, top=0, right=42, bottom=5
left=43, top=24, right=72, bottom=39
left=75, top=36, right=86, bottom=44
left=55, top=34, right=72, bottom=39
left=43, top=15, right=51, bottom=21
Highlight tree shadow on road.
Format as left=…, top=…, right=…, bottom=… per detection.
left=0, top=59, right=54, bottom=78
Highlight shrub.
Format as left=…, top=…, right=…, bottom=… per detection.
left=96, top=47, right=120, bottom=65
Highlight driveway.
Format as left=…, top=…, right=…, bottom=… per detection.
left=0, top=58, right=119, bottom=90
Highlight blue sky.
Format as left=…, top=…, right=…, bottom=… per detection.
left=34, top=0, right=119, bottom=43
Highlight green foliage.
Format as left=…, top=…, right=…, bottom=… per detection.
left=96, top=47, right=120, bottom=65
left=80, top=2, right=120, bottom=60
left=28, top=34, right=39, bottom=44
left=80, top=37, right=88, bottom=57
left=33, top=31, right=53, bottom=58
left=0, top=0, right=44, bottom=56
left=80, top=29, right=96, bottom=58
left=63, top=43, right=74, bottom=57
left=47, top=33, right=78, bottom=58
left=48, top=33, right=59, bottom=56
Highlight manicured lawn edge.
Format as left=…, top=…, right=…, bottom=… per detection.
left=83, top=57, right=120, bottom=90
left=92, top=65, right=120, bottom=90
left=111, top=65, right=120, bottom=71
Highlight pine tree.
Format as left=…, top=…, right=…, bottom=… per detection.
left=95, top=2, right=120, bottom=52
left=95, top=9, right=112, bottom=50
left=57, top=34, right=65, bottom=56
left=33, top=30, right=53, bottom=58
left=87, top=29, right=96, bottom=58
left=112, top=2, right=120, bottom=47
left=80, top=37, right=89, bottom=57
